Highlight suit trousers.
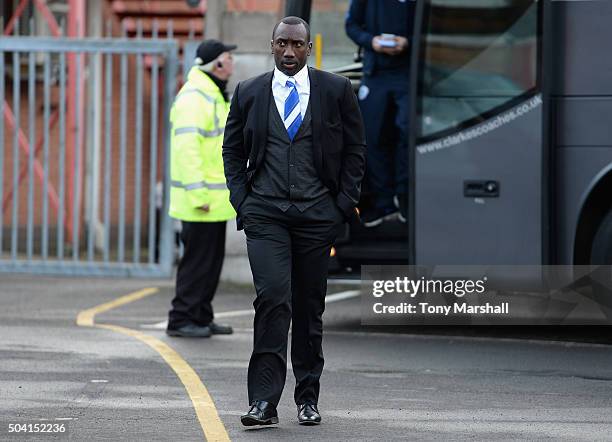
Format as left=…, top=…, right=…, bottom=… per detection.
left=241, top=193, right=343, bottom=406
left=168, top=220, right=226, bottom=329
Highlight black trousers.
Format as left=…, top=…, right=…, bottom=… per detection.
left=241, top=193, right=343, bottom=406
left=168, top=220, right=226, bottom=329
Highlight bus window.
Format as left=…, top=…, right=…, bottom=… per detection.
left=308, top=0, right=356, bottom=70
left=419, top=0, right=540, bottom=140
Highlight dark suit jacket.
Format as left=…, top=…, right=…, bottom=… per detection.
left=222, top=67, right=366, bottom=230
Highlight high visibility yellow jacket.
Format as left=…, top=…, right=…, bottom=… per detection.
left=168, top=67, right=236, bottom=222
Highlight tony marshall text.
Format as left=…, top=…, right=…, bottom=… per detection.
left=373, top=302, right=509, bottom=315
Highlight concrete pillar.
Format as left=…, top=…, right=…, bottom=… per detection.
left=85, top=0, right=104, bottom=250
left=204, top=0, right=225, bottom=40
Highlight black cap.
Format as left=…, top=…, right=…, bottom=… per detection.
left=194, top=39, right=237, bottom=66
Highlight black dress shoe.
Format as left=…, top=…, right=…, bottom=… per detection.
left=297, top=403, right=321, bottom=425
left=166, top=324, right=211, bottom=338
left=209, top=322, right=233, bottom=335
left=240, top=400, right=278, bottom=426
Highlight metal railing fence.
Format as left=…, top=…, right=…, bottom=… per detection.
left=0, top=34, right=179, bottom=277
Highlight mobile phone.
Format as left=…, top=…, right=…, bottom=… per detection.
left=379, top=39, right=397, bottom=48
left=379, top=33, right=397, bottom=48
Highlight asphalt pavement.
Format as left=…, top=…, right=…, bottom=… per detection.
left=1, top=274, right=612, bottom=441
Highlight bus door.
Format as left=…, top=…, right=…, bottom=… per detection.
left=411, top=0, right=547, bottom=267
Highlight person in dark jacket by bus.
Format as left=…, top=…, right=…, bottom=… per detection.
left=346, top=0, right=415, bottom=227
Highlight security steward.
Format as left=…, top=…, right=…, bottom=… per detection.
left=166, top=40, right=237, bottom=338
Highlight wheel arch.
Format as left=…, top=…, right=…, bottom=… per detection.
left=573, top=165, right=612, bottom=264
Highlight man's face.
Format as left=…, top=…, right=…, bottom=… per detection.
left=271, top=22, right=312, bottom=76
left=218, top=51, right=234, bottom=77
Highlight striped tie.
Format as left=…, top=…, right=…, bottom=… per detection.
left=284, top=78, right=302, bottom=141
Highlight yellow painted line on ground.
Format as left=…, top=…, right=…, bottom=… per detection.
left=77, top=288, right=231, bottom=442
left=76, top=287, right=158, bottom=327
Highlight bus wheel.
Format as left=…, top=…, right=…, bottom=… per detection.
left=589, top=209, right=612, bottom=321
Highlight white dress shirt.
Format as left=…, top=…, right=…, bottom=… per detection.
left=271, top=64, right=310, bottom=120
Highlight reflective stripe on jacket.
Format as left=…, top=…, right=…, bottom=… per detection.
left=168, top=67, right=236, bottom=222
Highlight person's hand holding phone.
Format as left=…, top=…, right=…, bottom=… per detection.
left=372, top=34, right=408, bottom=56
left=393, top=36, right=409, bottom=54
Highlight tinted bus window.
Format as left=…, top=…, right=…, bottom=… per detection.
left=419, top=0, right=540, bottom=141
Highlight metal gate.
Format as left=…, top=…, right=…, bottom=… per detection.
left=0, top=35, right=179, bottom=277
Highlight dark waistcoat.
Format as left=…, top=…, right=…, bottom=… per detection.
left=251, top=93, right=329, bottom=212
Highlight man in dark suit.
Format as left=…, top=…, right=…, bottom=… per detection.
left=222, top=16, right=366, bottom=427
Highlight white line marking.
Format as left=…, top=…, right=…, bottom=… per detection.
left=326, top=289, right=360, bottom=303
left=140, top=320, right=168, bottom=330
left=216, top=309, right=254, bottom=318
left=139, top=289, right=361, bottom=329
left=328, top=278, right=361, bottom=286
